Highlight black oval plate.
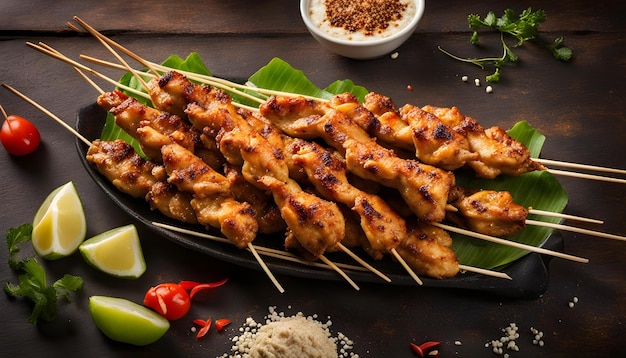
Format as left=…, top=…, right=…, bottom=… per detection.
left=76, top=103, right=561, bottom=299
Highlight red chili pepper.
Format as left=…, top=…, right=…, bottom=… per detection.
left=193, top=318, right=212, bottom=339
left=215, top=318, right=231, bottom=331
left=410, top=342, right=424, bottom=357
left=419, top=341, right=441, bottom=351
left=189, top=278, right=229, bottom=300
left=410, top=341, right=441, bottom=357
left=178, top=280, right=201, bottom=291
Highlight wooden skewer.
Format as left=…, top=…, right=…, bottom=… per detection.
left=336, top=243, right=391, bottom=282
left=535, top=158, right=626, bottom=175
left=447, top=203, right=604, bottom=225
left=72, top=16, right=160, bottom=77
left=432, top=222, right=589, bottom=263
left=72, top=18, right=152, bottom=92
left=390, top=248, right=423, bottom=285
left=318, top=254, right=360, bottom=290
left=546, top=168, right=626, bottom=184
left=148, top=222, right=284, bottom=293
left=458, top=265, right=512, bottom=280
left=154, top=221, right=512, bottom=281
left=1, top=83, right=92, bottom=146
left=525, top=220, right=626, bottom=241
left=527, top=209, right=603, bottom=224
left=247, top=242, right=285, bottom=293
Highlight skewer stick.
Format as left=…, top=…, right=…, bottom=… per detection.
left=71, top=17, right=152, bottom=90
left=525, top=219, right=626, bottom=241
left=71, top=16, right=160, bottom=77
left=535, top=158, right=626, bottom=175
left=318, top=254, right=360, bottom=290
left=27, top=42, right=149, bottom=100
left=152, top=222, right=370, bottom=272
left=1, top=83, right=92, bottom=146
left=446, top=203, right=602, bottom=224
left=390, top=248, right=423, bottom=285
left=527, top=209, right=603, bottom=224
left=149, top=222, right=285, bottom=292
left=546, top=168, right=626, bottom=184
left=336, top=243, right=391, bottom=282
left=247, top=243, right=285, bottom=293
left=73, top=67, right=105, bottom=95
left=458, top=265, right=512, bottom=280
left=432, top=222, right=589, bottom=263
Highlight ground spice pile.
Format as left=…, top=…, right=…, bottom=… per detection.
left=325, top=0, right=409, bottom=35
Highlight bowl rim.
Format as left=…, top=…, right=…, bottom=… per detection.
left=299, top=0, right=425, bottom=47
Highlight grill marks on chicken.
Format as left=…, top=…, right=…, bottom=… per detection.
left=260, top=94, right=455, bottom=223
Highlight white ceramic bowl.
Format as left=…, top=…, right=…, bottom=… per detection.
left=300, top=0, right=425, bottom=60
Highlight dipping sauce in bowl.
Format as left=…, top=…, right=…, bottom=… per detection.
left=301, top=0, right=424, bottom=59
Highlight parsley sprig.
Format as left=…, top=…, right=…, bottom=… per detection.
left=438, top=8, right=572, bottom=83
left=4, top=224, right=84, bottom=325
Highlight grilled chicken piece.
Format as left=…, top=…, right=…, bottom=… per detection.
left=160, top=143, right=231, bottom=198
left=395, top=223, right=459, bottom=279
left=400, top=104, right=478, bottom=171
left=447, top=187, right=528, bottom=237
left=224, top=164, right=286, bottom=234
left=190, top=194, right=258, bottom=249
left=86, top=139, right=164, bottom=198
left=336, top=92, right=414, bottom=151
left=97, top=90, right=202, bottom=162
left=145, top=182, right=198, bottom=224
left=260, top=94, right=455, bottom=223
left=422, top=105, right=546, bottom=178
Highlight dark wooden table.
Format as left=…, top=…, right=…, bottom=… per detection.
left=1, top=1, right=625, bottom=357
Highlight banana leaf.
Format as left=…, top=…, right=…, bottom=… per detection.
left=100, top=53, right=568, bottom=270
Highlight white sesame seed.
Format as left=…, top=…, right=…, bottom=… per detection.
left=569, top=302, right=575, bottom=308
left=390, top=52, right=399, bottom=59
left=474, top=78, right=481, bottom=86
left=486, top=85, right=493, bottom=93
left=573, top=297, right=579, bottom=303
left=455, top=340, right=462, bottom=346
left=461, top=75, right=468, bottom=82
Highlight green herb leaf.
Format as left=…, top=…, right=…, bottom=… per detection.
left=440, top=8, right=570, bottom=81
left=5, top=225, right=84, bottom=325
left=6, top=223, right=33, bottom=269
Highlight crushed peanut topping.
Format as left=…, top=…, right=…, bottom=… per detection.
left=324, top=0, right=409, bottom=36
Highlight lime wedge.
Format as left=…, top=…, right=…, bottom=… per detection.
left=32, top=181, right=86, bottom=259
left=79, top=224, right=146, bottom=279
left=89, top=296, right=170, bottom=346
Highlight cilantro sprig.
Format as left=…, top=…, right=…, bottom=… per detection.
left=4, top=224, right=84, bottom=325
left=438, top=8, right=572, bottom=83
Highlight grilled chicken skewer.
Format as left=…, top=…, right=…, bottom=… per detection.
left=149, top=73, right=347, bottom=259
left=285, top=136, right=459, bottom=278
left=260, top=94, right=456, bottom=223
left=339, top=92, right=545, bottom=178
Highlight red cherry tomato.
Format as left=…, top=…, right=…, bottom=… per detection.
left=143, top=283, right=191, bottom=321
left=0, top=115, right=41, bottom=156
